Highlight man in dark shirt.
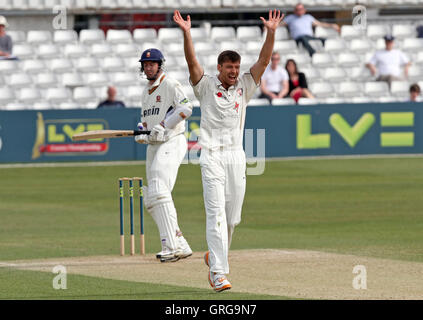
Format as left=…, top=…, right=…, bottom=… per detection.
left=0, top=16, right=13, bottom=58
left=97, top=86, right=126, bottom=108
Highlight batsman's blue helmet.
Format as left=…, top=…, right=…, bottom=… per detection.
left=139, top=48, right=165, bottom=63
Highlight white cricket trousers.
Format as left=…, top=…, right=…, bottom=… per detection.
left=145, top=134, right=187, bottom=250
left=200, top=147, right=246, bottom=275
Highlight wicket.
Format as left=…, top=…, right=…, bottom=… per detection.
left=119, top=177, right=145, bottom=256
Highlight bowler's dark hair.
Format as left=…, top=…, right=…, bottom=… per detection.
left=410, top=83, right=421, bottom=93
left=217, top=50, right=241, bottom=65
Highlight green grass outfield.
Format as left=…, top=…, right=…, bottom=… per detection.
left=1, top=157, right=423, bottom=299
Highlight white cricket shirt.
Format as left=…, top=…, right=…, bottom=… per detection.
left=192, top=72, right=259, bottom=151
left=141, top=73, right=192, bottom=139
left=262, top=65, right=289, bottom=93
left=368, top=49, right=409, bottom=77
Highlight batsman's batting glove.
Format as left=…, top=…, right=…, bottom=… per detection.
left=134, top=134, right=150, bottom=144
left=150, top=123, right=168, bottom=142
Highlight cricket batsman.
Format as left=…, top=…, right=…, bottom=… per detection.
left=174, top=9, right=284, bottom=290
left=135, top=48, right=193, bottom=262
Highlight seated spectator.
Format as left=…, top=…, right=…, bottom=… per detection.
left=285, top=58, right=314, bottom=103
left=409, top=83, right=421, bottom=102
left=365, top=35, right=411, bottom=88
left=281, top=3, right=340, bottom=57
left=97, top=86, right=126, bottom=108
left=0, top=16, right=13, bottom=59
left=259, top=52, right=289, bottom=103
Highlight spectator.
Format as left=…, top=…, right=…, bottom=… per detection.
left=0, top=16, right=13, bottom=59
left=259, top=52, right=289, bottom=103
left=409, top=83, right=421, bottom=102
left=97, top=86, right=126, bottom=108
left=285, top=58, right=314, bottom=103
left=281, top=3, right=340, bottom=57
left=365, top=35, right=411, bottom=88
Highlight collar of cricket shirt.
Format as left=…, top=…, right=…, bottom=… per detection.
left=213, top=74, right=238, bottom=91
left=148, top=73, right=166, bottom=95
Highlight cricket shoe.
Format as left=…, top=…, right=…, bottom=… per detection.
left=204, top=252, right=213, bottom=288
left=213, top=274, right=232, bottom=292
left=159, top=248, right=182, bottom=263
left=176, top=233, right=193, bottom=259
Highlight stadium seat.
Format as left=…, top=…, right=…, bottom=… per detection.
left=211, top=27, right=236, bottom=42
left=37, top=43, right=61, bottom=59
left=340, top=25, right=365, bottom=40
left=106, top=29, right=133, bottom=43
left=64, top=43, right=88, bottom=57
left=219, top=41, right=244, bottom=53
left=126, top=85, right=143, bottom=102
left=35, top=73, right=58, bottom=88
left=0, top=60, right=19, bottom=73
left=158, top=28, right=183, bottom=43
left=324, top=38, right=347, bottom=53
left=75, top=57, right=100, bottom=73
left=315, top=26, right=339, bottom=39
left=7, top=72, right=33, bottom=88
left=124, top=56, right=141, bottom=71
left=116, top=0, right=133, bottom=8
left=321, top=67, right=347, bottom=82
left=194, top=42, right=217, bottom=55
left=324, top=97, right=346, bottom=104
left=407, top=65, right=422, bottom=82
left=31, top=101, right=51, bottom=110
left=7, top=31, right=26, bottom=44
left=84, top=72, right=109, bottom=87
left=273, top=40, right=298, bottom=54
left=4, top=101, right=29, bottom=111
left=349, top=38, right=374, bottom=53
left=0, top=87, right=16, bottom=105
left=297, top=98, right=318, bottom=105
left=12, top=44, right=35, bottom=59
left=337, top=52, right=361, bottom=67
left=113, top=43, right=140, bottom=57
left=163, top=42, right=184, bottom=56
left=347, top=67, right=373, bottom=81
left=285, top=53, right=311, bottom=66
left=17, top=87, right=42, bottom=103
left=132, top=0, right=149, bottom=8
left=45, top=87, right=71, bottom=103
left=351, top=96, right=373, bottom=104
left=364, top=81, right=390, bottom=97
left=245, top=41, right=263, bottom=55
left=27, top=30, right=52, bottom=44
left=61, top=72, right=85, bottom=87
left=54, top=30, right=78, bottom=44
left=390, top=81, right=410, bottom=97
left=21, top=59, right=47, bottom=74
left=133, top=28, right=157, bottom=43
left=79, top=29, right=105, bottom=44
left=309, top=82, right=335, bottom=98
left=402, top=38, right=423, bottom=52
left=0, top=0, right=13, bottom=10
left=312, top=53, right=335, bottom=68
left=366, top=24, right=390, bottom=40
left=248, top=98, right=270, bottom=106
left=271, top=98, right=296, bottom=106
left=109, top=72, right=138, bottom=86
left=56, top=101, right=80, bottom=110
left=90, top=43, right=113, bottom=57
left=49, top=58, right=74, bottom=73
left=167, top=70, right=189, bottom=85
left=190, top=28, right=209, bottom=41
left=392, top=24, right=417, bottom=39
left=337, top=81, right=363, bottom=97
left=301, top=67, right=321, bottom=82
left=73, top=86, right=97, bottom=103
left=237, top=26, right=262, bottom=42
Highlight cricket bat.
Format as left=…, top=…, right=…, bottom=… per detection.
left=72, top=130, right=151, bottom=141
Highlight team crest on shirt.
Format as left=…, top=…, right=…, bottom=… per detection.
left=234, top=102, right=239, bottom=113
left=237, top=88, right=243, bottom=97
left=156, top=95, right=161, bottom=102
